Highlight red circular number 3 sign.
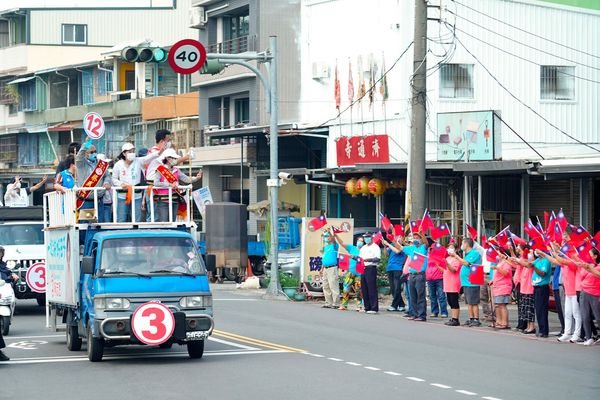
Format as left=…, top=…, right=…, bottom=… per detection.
left=131, top=302, right=175, bottom=345
left=83, top=112, right=105, bottom=139
left=26, top=262, right=46, bottom=293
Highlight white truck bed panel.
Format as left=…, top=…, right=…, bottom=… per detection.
left=46, top=227, right=80, bottom=306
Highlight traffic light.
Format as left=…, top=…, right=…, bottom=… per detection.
left=199, top=59, right=226, bottom=75
left=121, top=46, right=168, bottom=63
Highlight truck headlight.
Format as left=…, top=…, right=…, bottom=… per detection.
left=179, top=296, right=212, bottom=309
left=94, top=298, right=131, bottom=310
left=6, top=260, right=16, bottom=269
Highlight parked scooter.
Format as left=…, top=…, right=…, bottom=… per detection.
left=0, top=279, right=16, bottom=335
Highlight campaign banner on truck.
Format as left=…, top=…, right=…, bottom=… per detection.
left=46, top=228, right=79, bottom=306
left=300, top=217, right=354, bottom=286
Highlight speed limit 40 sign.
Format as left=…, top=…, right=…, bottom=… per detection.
left=131, top=302, right=175, bottom=346
left=168, top=39, right=207, bottom=75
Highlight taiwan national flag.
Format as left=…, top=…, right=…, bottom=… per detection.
left=559, top=243, right=571, bottom=256
left=393, top=224, right=404, bottom=238
left=486, top=247, right=499, bottom=263
left=546, top=211, right=557, bottom=237
left=524, top=219, right=542, bottom=239
left=338, top=253, right=350, bottom=271
left=591, top=239, right=600, bottom=251
left=466, top=224, right=478, bottom=240
left=430, top=223, right=451, bottom=240
left=419, top=211, right=434, bottom=232
left=355, top=257, right=365, bottom=274
left=308, top=214, right=327, bottom=231
left=372, top=231, right=383, bottom=245
left=557, top=208, right=568, bottom=232
left=569, top=225, right=590, bottom=245
left=509, top=231, right=527, bottom=246
left=379, top=212, right=392, bottom=232
left=410, top=220, right=421, bottom=233
left=553, top=223, right=563, bottom=243
left=528, top=237, right=546, bottom=252
left=575, top=242, right=593, bottom=263
left=468, top=264, right=485, bottom=285
left=407, top=252, right=427, bottom=272
left=496, top=226, right=510, bottom=247
left=429, top=242, right=447, bottom=265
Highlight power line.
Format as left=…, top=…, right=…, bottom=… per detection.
left=448, top=9, right=600, bottom=72
left=451, top=0, right=600, bottom=60
left=451, top=32, right=600, bottom=153
left=451, top=25, right=600, bottom=84
left=495, top=113, right=545, bottom=160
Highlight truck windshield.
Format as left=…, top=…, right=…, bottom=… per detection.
left=99, top=237, right=206, bottom=276
left=0, top=224, right=44, bottom=245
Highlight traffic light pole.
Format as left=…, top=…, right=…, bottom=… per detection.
left=205, top=36, right=281, bottom=297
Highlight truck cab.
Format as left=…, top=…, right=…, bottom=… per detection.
left=44, top=186, right=215, bottom=362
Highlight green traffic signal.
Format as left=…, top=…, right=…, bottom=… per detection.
left=153, top=48, right=168, bottom=63
left=199, top=59, right=226, bottom=75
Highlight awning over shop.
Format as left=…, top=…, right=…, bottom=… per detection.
left=48, top=122, right=81, bottom=131
left=6, top=76, right=35, bottom=85
left=452, top=160, right=532, bottom=175
left=537, top=157, right=600, bottom=177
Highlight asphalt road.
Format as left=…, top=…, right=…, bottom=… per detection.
left=1, top=285, right=598, bottom=400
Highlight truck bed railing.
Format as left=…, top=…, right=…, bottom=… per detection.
left=43, top=186, right=194, bottom=229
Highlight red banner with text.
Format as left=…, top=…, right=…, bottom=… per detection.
left=335, top=135, right=390, bottom=166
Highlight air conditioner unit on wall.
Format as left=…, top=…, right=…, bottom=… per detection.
left=312, top=62, right=330, bottom=80
left=189, top=6, right=207, bottom=29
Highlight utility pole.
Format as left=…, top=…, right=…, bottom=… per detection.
left=408, top=0, right=427, bottom=220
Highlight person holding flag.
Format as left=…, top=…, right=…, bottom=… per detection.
left=435, top=240, right=462, bottom=326
left=359, top=232, right=381, bottom=314
left=381, top=236, right=407, bottom=312
left=452, top=237, right=483, bottom=327
left=572, top=247, right=600, bottom=346
left=319, top=230, right=340, bottom=309
left=530, top=249, right=553, bottom=337
left=510, top=245, right=537, bottom=335
left=333, top=232, right=364, bottom=312
left=152, top=148, right=202, bottom=222
left=490, top=253, right=514, bottom=329
left=396, top=232, right=428, bottom=321
left=426, top=242, right=448, bottom=318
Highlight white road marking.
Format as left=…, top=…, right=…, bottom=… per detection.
left=213, top=299, right=258, bottom=301
left=430, top=383, right=452, bottom=389
left=7, top=340, right=48, bottom=350
left=482, top=397, right=503, bottom=400
left=5, top=349, right=287, bottom=365
left=305, top=353, right=325, bottom=358
left=406, top=377, right=426, bottom=382
left=327, top=357, right=343, bottom=362
left=346, top=362, right=362, bottom=366
left=6, top=334, right=63, bottom=340
left=208, top=336, right=259, bottom=350
left=364, top=366, right=381, bottom=371
left=455, top=390, right=477, bottom=396
left=384, top=371, right=402, bottom=376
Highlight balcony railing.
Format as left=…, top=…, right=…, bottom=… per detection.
left=207, top=35, right=255, bottom=54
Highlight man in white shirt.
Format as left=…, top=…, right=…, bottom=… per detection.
left=4, top=175, right=47, bottom=207
left=359, top=232, right=381, bottom=314
left=145, top=129, right=191, bottom=184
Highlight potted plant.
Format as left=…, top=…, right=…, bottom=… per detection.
left=279, top=273, right=300, bottom=298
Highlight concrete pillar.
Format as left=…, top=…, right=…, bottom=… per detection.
left=248, top=167, right=259, bottom=236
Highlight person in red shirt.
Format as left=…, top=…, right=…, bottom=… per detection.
left=573, top=247, right=600, bottom=346
left=435, top=241, right=462, bottom=326
left=510, top=245, right=536, bottom=334
left=490, top=254, right=513, bottom=329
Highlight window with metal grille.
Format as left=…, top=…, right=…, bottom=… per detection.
left=0, top=135, right=17, bottom=163
left=540, top=66, right=574, bottom=100
left=62, top=24, right=87, bottom=45
left=439, top=64, right=474, bottom=99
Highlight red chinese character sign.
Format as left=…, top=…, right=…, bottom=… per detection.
left=335, top=135, right=390, bottom=166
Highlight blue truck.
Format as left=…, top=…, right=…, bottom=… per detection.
left=44, top=187, right=215, bottom=362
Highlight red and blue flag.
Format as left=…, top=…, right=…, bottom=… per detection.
left=468, top=264, right=484, bottom=285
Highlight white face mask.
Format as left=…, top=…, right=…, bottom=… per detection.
left=166, top=141, right=172, bottom=149
left=460, top=244, right=466, bottom=252
left=447, top=248, right=455, bottom=255
left=126, top=152, right=136, bottom=161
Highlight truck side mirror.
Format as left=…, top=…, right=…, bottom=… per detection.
left=205, top=254, right=216, bottom=273
left=82, top=256, right=95, bottom=275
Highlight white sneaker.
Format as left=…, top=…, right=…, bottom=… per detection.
left=557, top=334, right=571, bottom=342
left=366, top=310, right=377, bottom=314
left=570, top=336, right=584, bottom=343
left=582, top=339, right=595, bottom=346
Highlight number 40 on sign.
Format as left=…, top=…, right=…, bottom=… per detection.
left=168, top=39, right=207, bottom=75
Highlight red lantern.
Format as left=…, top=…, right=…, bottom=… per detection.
left=345, top=178, right=359, bottom=197
left=355, top=176, right=370, bottom=196
left=368, top=178, right=386, bottom=196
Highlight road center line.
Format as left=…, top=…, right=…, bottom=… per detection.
left=346, top=362, right=362, bottom=366
left=430, top=383, right=452, bottom=389
left=455, top=390, right=477, bottom=396
left=406, top=377, right=426, bottom=382
left=384, top=371, right=402, bottom=376
left=364, top=366, right=381, bottom=371
left=208, top=336, right=260, bottom=351
left=482, top=397, right=503, bottom=400
left=327, top=357, right=343, bottom=362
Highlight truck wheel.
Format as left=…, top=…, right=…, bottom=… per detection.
left=36, top=295, right=46, bottom=307
left=0, top=316, right=10, bottom=336
left=87, top=324, right=104, bottom=362
left=224, top=268, right=238, bottom=282
left=67, top=324, right=82, bottom=351
left=187, top=340, right=204, bottom=359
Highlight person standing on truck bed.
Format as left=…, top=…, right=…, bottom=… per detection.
left=75, top=138, right=110, bottom=222
left=54, top=155, right=77, bottom=193
left=111, top=142, right=164, bottom=223
left=145, top=129, right=191, bottom=185
left=153, top=148, right=202, bottom=222
left=0, top=246, right=18, bottom=362
left=4, top=175, right=47, bottom=207
left=55, top=142, right=80, bottom=174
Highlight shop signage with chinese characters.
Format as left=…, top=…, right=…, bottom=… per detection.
left=335, top=134, right=390, bottom=166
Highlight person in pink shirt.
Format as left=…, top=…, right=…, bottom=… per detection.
left=511, top=247, right=526, bottom=332
left=427, top=242, right=448, bottom=318
left=490, top=255, right=513, bottom=329
left=510, top=245, right=536, bottom=334
left=573, top=247, right=600, bottom=346
left=435, top=241, right=462, bottom=326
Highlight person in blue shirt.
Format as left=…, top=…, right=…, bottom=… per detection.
left=530, top=250, right=552, bottom=337
left=397, top=232, right=428, bottom=321
left=320, top=230, right=340, bottom=309
left=551, top=262, right=565, bottom=336
left=54, top=155, right=77, bottom=193
left=333, top=232, right=363, bottom=311
left=452, top=238, right=483, bottom=326
left=381, top=236, right=407, bottom=312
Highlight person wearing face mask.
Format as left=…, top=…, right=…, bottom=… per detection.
left=112, top=142, right=163, bottom=222
left=319, top=230, right=340, bottom=309
left=381, top=235, right=407, bottom=312
left=490, top=250, right=514, bottom=329
left=145, top=129, right=191, bottom=184
left=509, top=245, right=536, bottom=334
left=396, top=232, right=428, bottom=321
left=573, top=247, right=600, bottom=346
left=359, top=232, right=381, bottom=314
left=75, top=138, right=110, bottom=220
left=452, top=237, right=483, bottom=326
left=4, top=174, right=47, bottom=207
left=530, top=249, right=552, bottom=337
left=437, top=240, right=462, bottom=326
left=54, top=155, right=77, bottom=193
left=333, top=232, right=364, bottom=311
left=153, top=148, right=202, bottom=222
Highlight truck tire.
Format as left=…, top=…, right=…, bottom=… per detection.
left=67, top=324, right=82, bottom=351
left=0, top=316, right=10, bottom=336
left=87, top=324, right=104, bottom=362
left=36, top=295, right=46, bottom=307
left=187, top=340, right=204, bottom=359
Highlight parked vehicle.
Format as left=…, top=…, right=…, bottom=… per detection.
left=45, top=187, right=216, bottom=362
left=0, top=207, right=46, bottom=306
left=0, top=279, right=16, bottom=335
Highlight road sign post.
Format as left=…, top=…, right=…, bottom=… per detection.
left=168, top=39, right=207, bottom=75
